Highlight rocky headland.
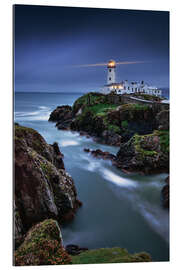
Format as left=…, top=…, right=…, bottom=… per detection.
left=49, top=92, right=169, bottom=174
left=49, top=92, right=169, bottom=210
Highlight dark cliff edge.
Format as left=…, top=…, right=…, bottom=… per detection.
left=49, top=92, right=169, bottom=146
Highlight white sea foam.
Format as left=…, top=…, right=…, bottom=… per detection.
left=138, top=201, right=169, bottom=242
left=101, top=168, right=137, bottom=188
left=15, top=106, right=51, bottom=121
left=80, top=153, right=102, bottom=172
left=59, top=140, right=79, bottom=147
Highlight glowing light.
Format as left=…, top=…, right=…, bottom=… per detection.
left=108, top=60, right=116, bottom=68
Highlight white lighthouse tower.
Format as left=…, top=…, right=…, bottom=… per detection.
left=107, top=59, right=116, bottom=84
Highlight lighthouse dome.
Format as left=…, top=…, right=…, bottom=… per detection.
left=108, top=60, right=116, bottom=68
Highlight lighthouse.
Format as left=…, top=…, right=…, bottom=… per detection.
left=107, top=60, right=116, bottom=84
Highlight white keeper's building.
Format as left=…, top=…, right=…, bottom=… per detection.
left=101, top=60, right=162, bottom=97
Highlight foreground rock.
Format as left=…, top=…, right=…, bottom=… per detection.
left=14, top=219, right=71, bottom=266
left=14, top=219, right=151, bottom=265
left=161, top=176, right=169, bottom=208
left=116, top=130, right=169, bottom=174
left=14, top=124, right=82, bottom=247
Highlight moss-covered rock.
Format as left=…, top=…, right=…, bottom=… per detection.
left=14, top=219, right=71, bottom=266
left=71, top=247, right=151, bottom=264
left=116, top=130, right=169, bottom=174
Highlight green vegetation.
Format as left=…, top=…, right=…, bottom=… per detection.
left=15, top=124, right=46, bottom=156
left=154, top=130, right=169, bottom=153
left=121, top=120, right=128, bottom=129
left=40, top=161, right=54, bottom=181
left=133, top=129, right=169, bottom=160
left=87, top=103, right=118, bottom=116
left=121, top=103, right=149, bottom=111
left=15, top=124, right=37, bottom=138
left=73, top=92, right=107, bottom=112
left=133, top=134, right=158, bottom=159
left=71, top=247, right=151, bottom=264
left=15, top=219, right=71, bottom=266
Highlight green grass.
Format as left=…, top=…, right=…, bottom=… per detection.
left=71, top=247, right=151, bottom=264
left=89, top=103, right=118, bottom=116
left=121, top=120, right=128, bottom=129
left=154, top=130, right=169, bottom=153
left=121, top=103, right=149, bottom=111
left=108, top=124, right=120, bottom=133
left=134, top=134, right=157, bottom=159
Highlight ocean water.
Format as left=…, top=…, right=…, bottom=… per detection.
left=14, top=92, right=169, bottom=262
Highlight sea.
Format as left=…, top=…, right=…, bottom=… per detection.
left=14, top=91, right=169, bottom=262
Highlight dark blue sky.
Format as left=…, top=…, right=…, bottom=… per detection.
left=14, top=5, right=169, bottom=92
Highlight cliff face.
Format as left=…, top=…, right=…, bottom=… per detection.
left=14, top=124, right=81, bottom=247
left=49, top=93, right=167, bottom=146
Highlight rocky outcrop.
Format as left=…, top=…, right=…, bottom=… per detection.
left=161, top=176, right=169, bottom=208
left=14, top=219, right=71, bottom=266
left=84, top=148, right=116, bottom=162
left=116, top=130, right=169, bottom=174
left=14, top=124, right=81, bottom=245
left=48, top=93, right=168, bottom=148
left=49, top=105, right=73, bottom=122
left=156, top=110, right=169, bottom=131
left=49, top=105, right=74, bottom=130
left=14, top=219, right=151, bottom=265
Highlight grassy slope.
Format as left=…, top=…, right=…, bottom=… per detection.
left=71, top=247, right=151, bottom=264
left=73, top=93, right=152, bottom=135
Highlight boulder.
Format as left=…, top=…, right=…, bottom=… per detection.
left=49, top=105, right=73, bottom=122
left=14, top=125, right=81, bottom=238
left=84, top=148, right=116, bottom=162
left=14, top=219, right=71, bottom=266
left=100, top=130, right=121, bottom=146
left=116, top=130, right=169, bottom=174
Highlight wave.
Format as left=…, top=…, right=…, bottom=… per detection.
left=138, top=201, right=169, bottom=243
left=59, top=140, right=80, bottom=147
left=101, top=168, right=137, bottom=188
left=15, top=106, right=51, bottom=121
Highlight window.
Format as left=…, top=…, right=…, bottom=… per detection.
left=132, top=88, right=134, bottom=91
left=128, top=87, right=130, bottom=90
left=109, top=69, right=111, bottom=72
left=109, top=77, right=111, bottom=81
left=124, top=86, right=126, bottom=90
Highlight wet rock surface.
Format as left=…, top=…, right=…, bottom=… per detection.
left=84, top=148, right=116, bottom=163
left=65, top=244, right=88, bottom=255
